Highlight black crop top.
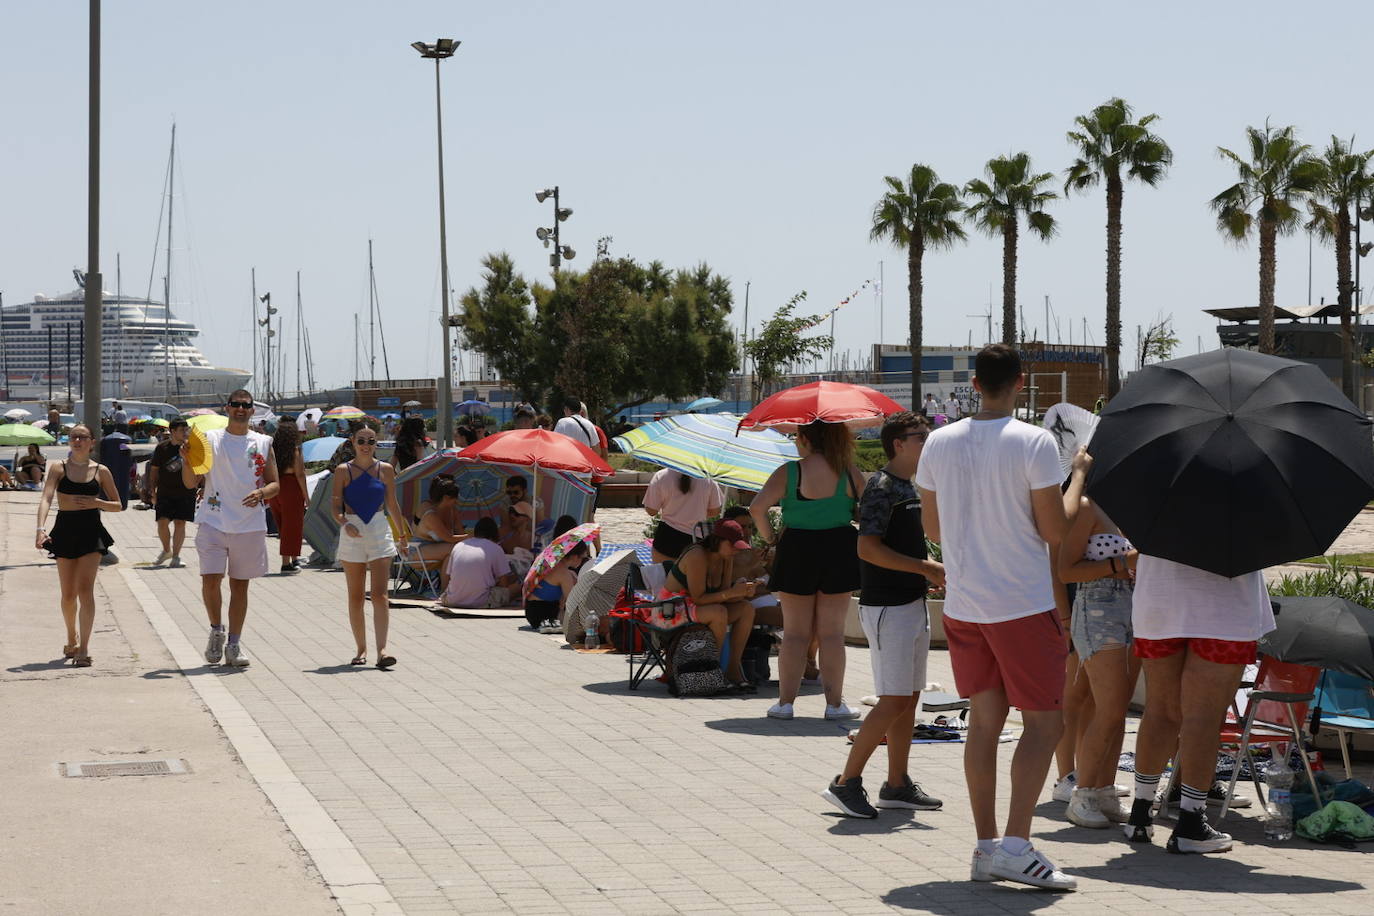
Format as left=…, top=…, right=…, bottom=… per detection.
left=56, top=461, right=101, bottom=497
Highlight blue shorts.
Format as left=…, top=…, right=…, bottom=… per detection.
left=1070, top=578, right=1133, bottom=661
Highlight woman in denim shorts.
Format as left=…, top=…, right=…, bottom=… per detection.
left=1058, top=494, right=1138, bottom=830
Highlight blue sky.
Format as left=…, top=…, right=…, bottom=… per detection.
left=4, top=1, right=1372, bottom=395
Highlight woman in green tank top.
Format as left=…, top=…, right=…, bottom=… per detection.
left=749, top=420, right=867, bottom=720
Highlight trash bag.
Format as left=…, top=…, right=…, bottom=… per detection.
left=1296, top=800, right=1374, bottom=846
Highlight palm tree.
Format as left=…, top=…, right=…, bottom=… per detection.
left=1306, top=136, right=1373, bottom=399
left=869, top=164, right=967, bottom=407
left=1065, top=98, right=1173, bottom=399
left=1212, top=124, right=1325, bottom=354
left=964, top=152, right=1057, bottom=345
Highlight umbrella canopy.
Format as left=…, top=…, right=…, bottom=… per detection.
left=523, top=523, right=600, bottom=599
left=324, top=405, right=364, bottom=421
left=1041, top=402, right=1100, bottom=477
left=738, top=380, right=903, bottom=432
left=182, top=408, right=218, bottom=417
left=403, top=400, right=422, bottom=408
left=4, top=408, right=33, bottom=421
left=456, top=429, right=613, bottom=476
left=1259, top=596, right=1374, bottom=681
left=393, top=450, right=596, bottom=527
left=455, top=399, right=491, bottom=416
left=564, top=548, right=641, bottom=629
left=187, top=414, right=229, bottom=433
left=0, top=423, right=54, bottom=446
left=302, top=436, right=346, bottom=463
left=296, top=407, right=323, bottom=430
left=302, top=470, right=338, bottom=561
left=134, top=417, right=170, bottom=428
left=685, top=397, right=723, bottom=413
left=613, top=412, right=798, bottom=491
left=380, top=412, right=400, bottom=420
left=1086, top=349, right=1374, bottom=577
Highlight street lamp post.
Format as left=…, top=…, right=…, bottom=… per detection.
left=535, top=187, right=575, bottom=276
left=82, top=0, right=103, bottom=429
left=412, top=37, right=460, bottom=448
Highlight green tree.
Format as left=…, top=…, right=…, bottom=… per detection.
left=869, top=164, right=967, bottom=406
left=1212, top=123, right=1325, bottom=354
left=743, top=292, right=833, bottom=398
left=456, top=252, right=543, bottom=402
left=1306, top=135, right=1374, bottom=398
left=964, top=152, right=1058, bottom=345
left=1064, top=98, right=1173, bottom=400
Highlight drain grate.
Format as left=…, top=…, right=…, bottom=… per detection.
left=62, top=758, right=190, bottom=778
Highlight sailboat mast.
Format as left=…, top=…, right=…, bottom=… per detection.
left=164, top=123, right=176, bottom=402
left=115, top=252, right=121, bottom=398
left=251, top=268, right=258, bottom=397
left=368, top=239, right=377, bottom=380
left=295, top=270, right=302, bottom=398
left=371, top=249, right=393, bottom=383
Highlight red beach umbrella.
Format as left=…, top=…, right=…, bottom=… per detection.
left=738, top=380, right=903, bottom=432
left=455, top=429, right=613, bottom=477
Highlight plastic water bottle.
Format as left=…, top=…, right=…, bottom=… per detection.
left=584, top=610, right=600, bottom=649
left=1264, top=756, right=1294, bottom=841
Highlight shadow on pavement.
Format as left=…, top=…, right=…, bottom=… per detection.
left=884, top=882, right=1063, bottom=913
left=0, top=561, right=54, bottom=571
left=825, top=809, right=937, bottom=835
left=6, top=658, right=73, bottom=672
left=1068, top=851, right=1367, bottom=891
left=141, top=665, right=240, bottom=679
left=307, top=663, right=369, bottom=675
left=703, top=716, right=851, bottom=737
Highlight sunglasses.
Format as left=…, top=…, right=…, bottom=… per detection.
left=897, top=431, right=929, bottom=442
left=355, top=438, right=377, bottom=445
left=227, top=401, right=254, bottom=410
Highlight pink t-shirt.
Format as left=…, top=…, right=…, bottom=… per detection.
left=443, top=538, right=511, bottom=607
left=644, top=469, right=722, bottom=537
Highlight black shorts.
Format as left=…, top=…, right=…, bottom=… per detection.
left=525, top=599, right=560, bottom=628
left=155, top=494, right=197, bottom=522
left=46, top=509, right=114, bottom=559
left=651, top=522, right=695, bottom=559
left=770, top=525, right=859, bottom=595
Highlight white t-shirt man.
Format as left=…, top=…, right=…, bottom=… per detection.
left=554, top=414, right=599, bottom=448
left=195, top=428, right=275, bottom=533
left=914, top=417, right=1063, bottom=623
left=443, top=537, right=512, bottom=607
left=943, top=396, right=962, bottom=420
left=1132, top=555, right=1276, bottom=642
left=643, top=468, right=723, bottom=537
left=922, top=395, right=939, bottom=417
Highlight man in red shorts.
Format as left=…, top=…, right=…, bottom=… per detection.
left=1123, top=555, right=1274, bottom=853
left=917, top=345, right=1087, bottom=891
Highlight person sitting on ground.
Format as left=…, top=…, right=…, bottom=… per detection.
left=661, top=519, right=758, bottom=690
left=18, top=443, right=47, bottom=487
left=441, top=517, right=516, bottom=608
left=551, top=513, right=600, bottom=560
left=524, top=543, right=586, bottom=630
left=498, top=475, right=534, bottom=554
left=643, top=467, right=723, bottom=563
left=415, top=475, right=469, bottom=562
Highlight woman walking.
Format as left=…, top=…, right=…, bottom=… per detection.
left=268, top=422, right=308, bottom=574
left=331, top=426, right=406, bottom=669
left=34, top=424, right=122, bottom=667
left=751, top=420, right=866, bottom=719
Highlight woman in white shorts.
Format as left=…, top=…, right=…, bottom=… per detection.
left=332, top=426, right=406, bottom=670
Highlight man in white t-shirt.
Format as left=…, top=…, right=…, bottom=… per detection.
left=921, top=393, right=939, bottom=418
left=916, top=344, right=1086, bottom=891
left=181, top=389, right=279, bottom=668
left=943, top=394, right=962, bottom=421
left=553, top=396, right=606, bottom=456
left=441, top=517, right=516, bottom=607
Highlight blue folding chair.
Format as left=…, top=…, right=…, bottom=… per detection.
left=1314, top=670, right=1374, bottom=779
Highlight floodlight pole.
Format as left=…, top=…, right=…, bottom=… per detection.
left=82, top=0, right=103, bottom=429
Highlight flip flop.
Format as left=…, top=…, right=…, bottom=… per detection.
left=376, top=655, right=397, bottom=670
left=350, top=655, right=367, bottom=666
left=71, top=655, right=92, bottom=668
left=62, top=645, right=78, bottom=659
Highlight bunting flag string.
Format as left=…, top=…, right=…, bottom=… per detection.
left=798, top=278, right=877, bottom=332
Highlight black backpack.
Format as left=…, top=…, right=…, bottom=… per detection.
left=665, top=624, right=727, bottom=697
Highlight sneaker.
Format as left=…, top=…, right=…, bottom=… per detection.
left=1166, top=779, right=1252, bottom=809
left=204, top=629, right=226, bottom=664
left=168, top=556, right=184, bottom=568
left=1052, top=771, right=1077, bottom=803
left=224, top=641, right=251, bottom=668
left=153, top=550, right=171, bottom=565
left=1167, top=810, right=1232, bottom=854
left=970, top=848, right=999, bottom=882
left=877, top=775, right=942, bottom=810
left=824, top=703, right=861, bottom=720
left=99, top=551, right=119, bottom=566
left=821, top=775, right=877, bottom=818
left=988, top=843, right=1077, bottom=891
left=1095, top=786, right=1128, bottom=823
left=1114, top=783, right=1131, bottom=797
left=766, top=702, right=794, bottom=720
left=1123, top=797, right=1155, bottom=843
left=1066, top=787, right=1109, bottom=828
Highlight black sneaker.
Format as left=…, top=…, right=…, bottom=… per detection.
left=822, top=775, right=878, bottom=818
left=1122, top=797, right=1155, bottom=843
left=1166, top=809, right=1233, bottom=854
left=1166, top=779, right=1251, bottom=808
left=877, top=775, right=943, bottom=810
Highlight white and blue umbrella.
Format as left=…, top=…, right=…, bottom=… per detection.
left=613, top=412, right=798, bottom=491
left=685, top=396, right=724, bottom=413
left=455, top=400, right=491, bottom=416
left=302, top=435, right=346, bottom=463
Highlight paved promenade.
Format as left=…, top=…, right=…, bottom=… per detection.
left=2, top=492, right=1373, bottom=914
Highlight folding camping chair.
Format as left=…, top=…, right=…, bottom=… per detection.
left=608, top=563, right=693, bottom=690
left=1314, top=670, right=1374, bottom=779
left=388, top=516, right=443, bottom=597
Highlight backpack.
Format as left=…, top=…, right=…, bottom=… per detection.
left=665, top=624, right=726, bottom=697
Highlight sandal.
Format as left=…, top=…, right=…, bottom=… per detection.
left=71, top=655, right=92, bottom=668
left=728, top=679, right=758, bottom=694
left=376, top=655, right=397, bottom=670
left=63, top=645, right=78, bottom=659
left=350, top=654, right=367, bottom=666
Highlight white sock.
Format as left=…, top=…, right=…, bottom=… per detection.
left=1134, top=772, right=1161, bottom=801
left=1000, top=836, right=1030, bottom=856
left=976, top=839, right=999, bottom=855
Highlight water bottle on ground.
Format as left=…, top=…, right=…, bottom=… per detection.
left=1264, top=754, right=1294, bottom=841
left=584, top=610, right=600, bottom=649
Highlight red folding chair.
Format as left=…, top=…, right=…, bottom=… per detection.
left=608, top=564, right=694, bottom=690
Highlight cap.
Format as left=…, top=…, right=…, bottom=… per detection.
left=712, top=519, right=751, bottom=551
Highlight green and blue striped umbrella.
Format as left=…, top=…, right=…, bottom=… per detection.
left=613, top=412, right=798, bottom=492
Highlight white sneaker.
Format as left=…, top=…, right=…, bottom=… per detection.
left=1052, top=771, right=1077, bottom=803
left=988, top=844, right=1077, bottom=891
left=1066, top=787, right=1109, bottom=828
left=1095, top=786, right=1128, bottom=823
left=224, top=641, right=251, bottom=668
left=204, top=629, right=225, bottom=664
left=168, top=556, right=184, bottom=568
left=1114, top=783, right=1131, bottom=797
left=766, top=702, right=794, bottom=720
left=824, top=703, right=861, bottom=720
left=970, top=848, right=999, bottom=882
left=153, top=550, right=171, bottom=565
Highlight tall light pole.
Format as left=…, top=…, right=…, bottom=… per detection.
left=412, top=37, right=460, bottom=448
left=82, top=0, right=103, bottom=428
left=535, top=187, right=575, bottom=277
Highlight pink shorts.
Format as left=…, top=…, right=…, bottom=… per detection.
left=195, top=524, right=269, bottom=580
left=943, top=611, right=1068, bottom=711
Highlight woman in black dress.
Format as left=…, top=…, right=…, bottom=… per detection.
left=34, top=424, right=122, bottom=667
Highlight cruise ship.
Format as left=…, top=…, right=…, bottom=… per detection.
left=0, top=276, right=250, bottom=402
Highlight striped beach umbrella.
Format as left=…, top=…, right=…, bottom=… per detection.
left=613, top=412, right=798, bottom=492
left=324, top=405, right=365, bottom=421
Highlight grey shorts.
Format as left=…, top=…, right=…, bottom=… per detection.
left=859, top=598, right=931, bottom=696
left=1070, top=578, right=1134, bottom=661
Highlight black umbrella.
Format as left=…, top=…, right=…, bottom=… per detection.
left=1086, top=348, right=1374, bottom=577
left=1259, top=596, right=1374, bottom=681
